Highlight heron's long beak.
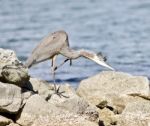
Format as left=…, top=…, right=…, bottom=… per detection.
left=97, top=60, right=115, bottom=70
left=92, top=57, right=115, bottom=70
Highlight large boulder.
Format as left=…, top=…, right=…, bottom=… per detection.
left=77, top=71, right=149, bottom=109
left=0, top=82, right=22, bottom=113
left=17, top=94, right=98, bottom=126
left=0, top=48, right=29, bottom=86
left=77, top=71, right=150, bottom=125
left=1, top=65, right=29, bottom=87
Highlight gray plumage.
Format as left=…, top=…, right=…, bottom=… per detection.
left=25, top=30, right=114, bottom=96
left=25, top=30, right=114, bottom=70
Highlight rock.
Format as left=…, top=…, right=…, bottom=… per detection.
left=98, top=108, right=117, bottom=126
left=0, top=82, right=22, bottom=113
left=16, top=94, right=52, bottom=126
left=6, top=123, right=20, bottom=126
left=48, top=83, right=78, bottom=105
left=21, top=89, right=34, bottom=105
left=24, top=78, right=54, bottom=100
left=17, top=94, right=98, bottom=126
left=25, top=79, right=77, bottom=101
left=31, top=115, right=98, bottom=126
left=0, top=115, right=12, bottom=126
left=77, top=71, right=150, bottom=125
left=0, top=48, right=29, bottom=86
left=1, top=65, right=29, bottom=87
left=77, top=71, right=150, bottom=111
left=0, top=48, right=20, bottom=79
left=24, top=78, right=98, bottom=122
left=117, top=114, right=150, bottom=126
left=48, top=84, right=99, bottom=122
left=117, top=97, right=150, bottom=126
left=122, top=98, right=150, bottom=114
left=84, top=106, right=99, bottom=122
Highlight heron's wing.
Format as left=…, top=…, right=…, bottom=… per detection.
left=32, top=33, right=54, bottom=54
left=25, top=31, right=69, bottom=68
left=32, top=31, right=69, bottom=54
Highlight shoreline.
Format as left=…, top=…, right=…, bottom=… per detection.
left=0, top=48, right=150, bottom=126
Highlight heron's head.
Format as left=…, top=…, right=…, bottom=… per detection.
left=81, top=50, right=115, bottom=70
left=92, top=52, right=114, bottom=70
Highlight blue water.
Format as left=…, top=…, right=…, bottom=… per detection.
left=0, top=0, right=150, bottom=87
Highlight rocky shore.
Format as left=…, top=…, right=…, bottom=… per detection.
left=0, top=48, right=150, bottom=126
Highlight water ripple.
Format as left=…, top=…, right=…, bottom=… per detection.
left=0, top=0, right=150, bottom=86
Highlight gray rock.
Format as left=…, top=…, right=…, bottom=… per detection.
left=0, top=82, right=22, bottom=113
left=21, top=90, right=33, bottom=105
left=48, top=84, right=99, bottom=122
left=31, top=116, right=98, bottom=126
left=122, top=98, right=150, bottom=114
left=116, top=97, right=150, bottom=126
left=77, top=71, right=149, bottom=109
left=77, top=71, right=150, bottom=125
left=25, top=78, right=54, bottom=99
left=16, top=94, right=53, bottom=126
left=1, top=65, right=29, bottom=87
left=117, top=114, right=150, bottom=126
left=17, top=94, right=98, bottom=126
left=0, top=115, right=12, bottom=126
left=23, top=80, right=99, bottom=122
left=0, top=48, right=20, bottom=78
left=0, top=48, right=29, bottom=86
left=48, top=83, right=77, bottom=105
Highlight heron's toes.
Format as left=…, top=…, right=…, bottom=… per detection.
left=54, top=85, right=69, bottom=98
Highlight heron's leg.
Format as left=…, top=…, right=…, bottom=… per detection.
left=51, top=55, right=57, bottom=92
left=70, top=59, right=72, bottom=66
left=51, top=56, right=69, bottom=98
left=54, top=59, right=72, bottom=71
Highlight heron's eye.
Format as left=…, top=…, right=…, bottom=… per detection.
left=103, top=56, right=107, bottom=61
left=97, top=52, right=107, bottom=61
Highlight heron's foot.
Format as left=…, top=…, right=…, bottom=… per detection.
left=54, top=86, right=69, bottom=98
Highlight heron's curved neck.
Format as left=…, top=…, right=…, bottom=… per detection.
left=60, top=48, right=94, bottom=59
left=80, top=49, right=95, bottom=60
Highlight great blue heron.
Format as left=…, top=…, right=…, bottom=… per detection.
left=25, top=30, right=114, bottom=96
